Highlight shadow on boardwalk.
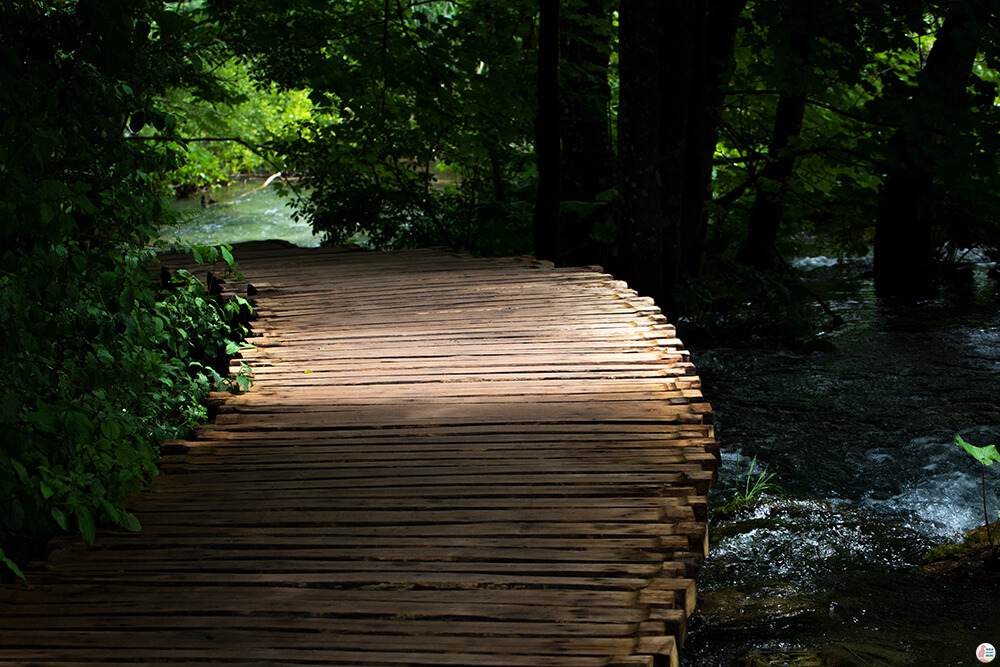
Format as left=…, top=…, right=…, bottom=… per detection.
left=0, top=242, right=718, bottom=667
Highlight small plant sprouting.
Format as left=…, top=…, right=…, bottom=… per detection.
left=954, top=434, right=1000, bottom=563
left=733, top=452, right=783, bottom=503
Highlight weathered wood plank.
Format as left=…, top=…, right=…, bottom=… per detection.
left=0, top=243, right=715, bottom=666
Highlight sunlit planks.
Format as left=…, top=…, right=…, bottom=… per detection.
left=0, top=242, right=717, bottom=667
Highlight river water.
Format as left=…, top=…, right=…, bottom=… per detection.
left=683, top=258, right=1000, bottom=666
left=163, top=191, right=999, bottom=665
left=163, top=181, right=321, bottom=248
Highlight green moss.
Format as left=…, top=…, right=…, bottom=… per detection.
left=962, top=520, right=1000, bottom=546
left=922, top=543, right=964, bottom=563
left=922, top=521, right=1000, bottom=563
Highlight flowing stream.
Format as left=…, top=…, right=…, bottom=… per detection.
left=163, top=191, right=999, bottom=665
left=163, top=181, right=320, bottom=248
left=683, top=258, right=1000, bottom=666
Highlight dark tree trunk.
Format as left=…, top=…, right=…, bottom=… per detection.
left=874, top=2, right=985, bottom=299
left=532, top=0, right=561, bottom=262
left=558, top=0, right=614, bottom=267
left=616, top=0, right=666, bottom=301
left=735, top=9, right=811, bottom=272
left=736, top=92, right=807, bottom=271
left=616, top=0, right=745, bottom=313
left=681, top=0, right=746, bottom=278
left=656, top=0, right=701, bottom=298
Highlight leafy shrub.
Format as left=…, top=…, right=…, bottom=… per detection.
left=0, top=0, right=258, bottom=580
left=0, top=240, right=251, bottom=581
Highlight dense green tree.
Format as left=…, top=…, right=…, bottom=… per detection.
left=152, top=59, right=313, bottom=193
left=696, top=0, right=1000, bottom=315
left=208, top=0, right=539, bottom=254
left=196, top=0, right=1000, bottom=322
left=873, top=0, right=999, bottom=298
left=0, top=0, right=249, bottom=578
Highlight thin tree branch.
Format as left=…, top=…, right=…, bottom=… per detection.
left=126, top=135, right=306, bottom=203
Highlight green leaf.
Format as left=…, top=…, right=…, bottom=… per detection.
left=99, top=498, right=120, bottom=523
left=235, top=372, right=252, bottom=392
left=955, top=435, right=1000, bottom=467
left=96, top=346, right=115, bottom=365
left=595, top=188, right=618, bottom=203
left=10, top=459, right=28, bottom=483
left=25, top=410, right=59, bottom=434
left=76, top=507, right=96, bottom=545
left=51, top=506, right=69, bottom=531
left=120, top=512, right=141, bottom=532
left=0, top=548, right=26, bottom=582
left=156, top=10, right=183, bottom=37
left=100, top=419, right=121, bottom=440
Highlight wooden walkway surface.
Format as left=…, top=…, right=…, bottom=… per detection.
left=0, top=242, right=718, bottom=667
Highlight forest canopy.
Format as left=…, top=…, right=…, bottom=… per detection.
left=174, top=0, right=1000, bottom=311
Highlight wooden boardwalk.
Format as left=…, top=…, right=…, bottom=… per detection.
left=0, top=242, right=717, bottom=667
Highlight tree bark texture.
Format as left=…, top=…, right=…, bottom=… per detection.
left=532, top=0, right=561, bottom=262
left=616, top=0, right=745, bottom=313
left=558, top=0, right=615, bottom=267
left=874, top=1, right=986, bottom=299
left=617, top=0, right=666, bottom=301
left=681, top=0, right=746, bottom=278
left=657, top=0, right=701, bottom=295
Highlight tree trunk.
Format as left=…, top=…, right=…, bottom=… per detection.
left=558, top=0, right=614, bottom=267
left=680, top=0, right=746, bottom=278
left=616, top=0, right=666, bottom=301
left=736, top=91, right=807, bottom=271
left=656, top=0, right=701, bottom=300
left=874, top=2, right=985, bottom=299
left=532, top=0, right=561, bottom=262
left=735, top=8, right=810, bottom=272
left=616, top=0, right=745, bottom=313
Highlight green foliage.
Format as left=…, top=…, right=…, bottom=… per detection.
left=714, top=0, right=1000, bottom=267
left=0, top=240, right=251, bottom=579
left=209, top=0, right=539, bottom=254
left=956, top=434, right=1000, bottom=468
left=711, top=453, right=784, bottom=524
left=733, top=453, right=783, bottom=505
left=152, top=59, right=313, bottom=190
left=676, top=258, right=818, bottom=343
left=922, top=542, right=965, bottom=563
left=0, top=0, right=251, bottom=580
left=954, top=434, right=1000, bottom=559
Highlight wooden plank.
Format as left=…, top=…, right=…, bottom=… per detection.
left=0, top=244, right=717, bottom=666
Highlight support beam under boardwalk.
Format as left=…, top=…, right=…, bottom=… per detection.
left=0, top=242, right=718, bottom=667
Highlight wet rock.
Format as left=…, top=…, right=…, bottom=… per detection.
left=917, top=521, right=1000, bottom=582
left=736, top=649, right=825, bottom=667
left=818, top=642, right=918, bottom=666
left=694, top=583, right=818, bottom=630
left=736, top=642, right=918, bottom=667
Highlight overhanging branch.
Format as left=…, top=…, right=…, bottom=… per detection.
left=127, top=135, right=306, bottom=203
